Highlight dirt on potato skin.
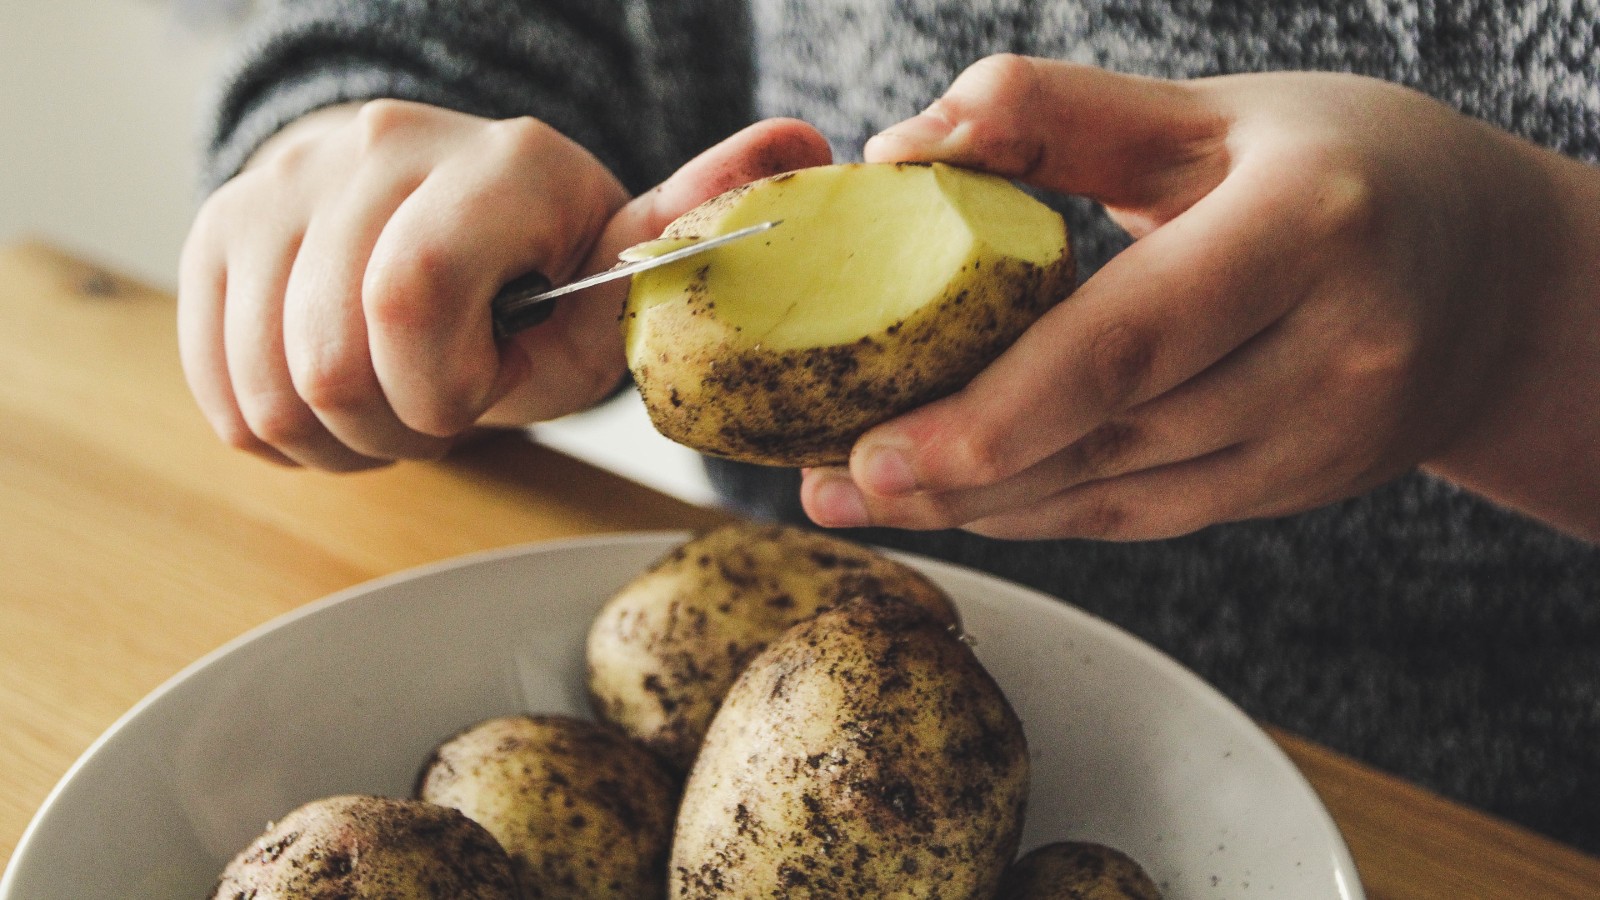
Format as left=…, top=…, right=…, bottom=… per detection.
left=999, top=841, right=1165, bottom=900
left=586, top=522, right=958, bottom=773
left=671, top=595, right=1029, bottom=899
left=635, top=252, right=1074, bottom=468
left=210, top=795, right=519, bottom=900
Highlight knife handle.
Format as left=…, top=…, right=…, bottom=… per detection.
left=490, top=270, right=557, bottom=339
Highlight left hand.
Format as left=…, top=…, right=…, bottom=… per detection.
left=800, top=54, right=1548, bottom=540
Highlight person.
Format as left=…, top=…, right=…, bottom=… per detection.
left=183, top=0, right=1600, bottom=854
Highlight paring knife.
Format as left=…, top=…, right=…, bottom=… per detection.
left=490, top=220, right=782, bottom=338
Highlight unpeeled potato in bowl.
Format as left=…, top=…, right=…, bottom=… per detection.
left=585, top=521, right=959, bottom=772
left=623, top=161, right=1075, bottom=466
left=671, top=594, right=1030, bottom=898
left=415, top=714, right=679, bottom=900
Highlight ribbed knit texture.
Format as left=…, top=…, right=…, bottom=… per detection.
left=205, top=0, right=1600, bottom=854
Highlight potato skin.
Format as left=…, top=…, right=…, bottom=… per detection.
left=210, top=795, right=518, bottom=899
left=632, top=253, right=1073, bottom=467
left=628, top=163, right=1075, bottom=467
left=670, top=595, right=1029, bottom=899
left=586, top=522, right=959, bottom=772
left=999, top=841, right=1164, bottom=899
left=415, top=714, right=678, bottom=900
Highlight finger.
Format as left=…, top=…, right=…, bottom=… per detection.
left=177, top=201, right=296, bottom=466
left=962, top=390, right=1408, bottom=543
left=806, top=316, right=1307, bottom=530
left=850, top=153, right=1325, bottom=498
left=486, top=118, right=834, bottom=424
left=591, top=118, right=833, bottom=268
left=865, top=54, right=1230, bottom=228
left=364, top=117, right=629, bottom=436
left=960, top=446, right=1253, bottom=541
left=282, top=163, right=454, bottom=461
left=807, top=409, right=1239, bottom=532
left=223, top=235, right=386, bottom=472
left=803, top=460, right=1068, bottom=531
left=955, top=299, right=1415, bottom=542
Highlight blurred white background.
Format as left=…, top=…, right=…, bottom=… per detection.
left=0, top=0, right=235, bottom=288
left=0, top=0, right=716, bottom=504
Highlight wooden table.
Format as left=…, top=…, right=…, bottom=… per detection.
left=1, top=241, right=1596, bottom=898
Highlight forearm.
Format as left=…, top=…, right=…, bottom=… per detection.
left=204, top=0, right=753, bottom=197
left=1423, top=136, right=1600, bottom=541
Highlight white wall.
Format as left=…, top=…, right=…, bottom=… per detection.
left=0, top=0, right=717, bottom=505
left=0, top=0, right=234, bottom=289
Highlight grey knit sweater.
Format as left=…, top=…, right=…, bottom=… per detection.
left=206, top=0, right=1600, bottom=855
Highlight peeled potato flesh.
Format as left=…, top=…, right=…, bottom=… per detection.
left=623, top=161, right=1074, bottom=466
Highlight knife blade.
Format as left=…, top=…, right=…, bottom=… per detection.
left=490, top=220, right=781, bottom=338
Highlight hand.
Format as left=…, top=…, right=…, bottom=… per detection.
left=801, top=55, right=1562, bottom=540
left=180, top=102, right=830, bottom=470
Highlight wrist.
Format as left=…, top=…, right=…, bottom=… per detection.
left=1423, top=131, right=1600, bottom=539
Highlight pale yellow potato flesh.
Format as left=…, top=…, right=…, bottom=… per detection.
left=670, top=595, right=1030, bottom=899
left=624, top=161, right=1074, bottom=467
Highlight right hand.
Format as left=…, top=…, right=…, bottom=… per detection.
left=180, top=101, right=830, bottom=470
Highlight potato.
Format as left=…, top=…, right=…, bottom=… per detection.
left=415, top=714, right=678, bottom=899
left=623, top=161, right=1075, bottom=466
left=210, top=794, right=518, bottom=899
left=586, top=521, right=959, bottom=772
left=670, top=594, right=1029, bottom=898
left=999, top=841, right=1164, bottom=899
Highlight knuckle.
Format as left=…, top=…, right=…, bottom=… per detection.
left=1312, top=170, right=1381, bottom=243
left=193, top=175, right=258, bottom=230
left=940, top=54, right=1044, bottom=174
left=291, top=360, right=372, bottom=417
left=240, top=395, right=323, bottom=449
left=190, top=186, right=231, bottom=230
left=1085, top=320, right=1161, bottom=411
left=400, top=361, right=496, bottom=438
left=363, top=242, right=458, bottom=333
left=1061, top=498, right=1132, bottom=540
left=256, top=135, right=317, bottom=182
left=1067, top=420, right=1144, bottom=480
left=212, top=415, right=271, bottom=456
left=486, top=115, right=558, bottom=159
left=900, top=494, right=971, bottom=531
left=963, top=53, right=1038, bottom=100
left=1063, top=496, right=1208, bottom=542
left=941, top=428, right=1017, bottom=486
left=1329, top=330, right=1421, bottom=422
left=353, top=98, right=429, bottom=151
left=398, top=393, right=475, bottom=438
left=1279, top=142, right=1383, bottom=243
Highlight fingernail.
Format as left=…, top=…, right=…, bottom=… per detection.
left=870, top=112, right=954, bottom=153
left=859, top=444, right=919, bottom=496
left=812, top=474, right=870, bottom=529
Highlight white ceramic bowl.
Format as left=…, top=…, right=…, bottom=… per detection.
left=2, top=532, right=1362, bottom=898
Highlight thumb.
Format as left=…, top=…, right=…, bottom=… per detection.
left=493, top=119, right=829, bottom=422
left=583, top=117, right=834, bottom=272
left=865, top=54, right=1230, bottom=230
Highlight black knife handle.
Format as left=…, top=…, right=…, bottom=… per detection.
left=490, top=269, right=556, bottom=339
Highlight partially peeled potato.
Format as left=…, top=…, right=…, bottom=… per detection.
left=623, top=161, right=1075, bottom=467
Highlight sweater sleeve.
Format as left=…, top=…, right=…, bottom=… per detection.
left=201, top=0, right=754, bottom=196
